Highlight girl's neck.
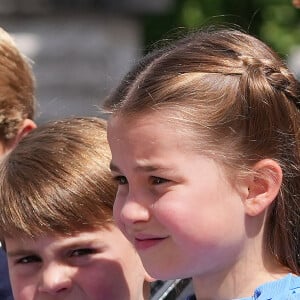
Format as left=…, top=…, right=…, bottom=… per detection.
left=192, top=260, right=289, bottom=300
left=191, top=213, right=291, bottom=299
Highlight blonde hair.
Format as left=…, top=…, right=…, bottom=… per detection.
left=0, top=28, right=35, bottom=141
left=105, top=28, right=300, bottom=273
left=0, top=117, right=116, bottom=240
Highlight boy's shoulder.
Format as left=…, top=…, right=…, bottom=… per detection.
left=0, top=247, right=13, bottom=300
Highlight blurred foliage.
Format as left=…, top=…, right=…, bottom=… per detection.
left=142, top=0, right=300, bottom=56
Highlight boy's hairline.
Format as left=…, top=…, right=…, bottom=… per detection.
left=0, top=222, right=115, bottom=250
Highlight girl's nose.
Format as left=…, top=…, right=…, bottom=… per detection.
left=38, top=263, right=72, bottom=295
left=115, top=191, right=152, bottom=225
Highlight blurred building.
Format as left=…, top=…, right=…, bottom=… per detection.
left=0, top=0, right=173, bottom=123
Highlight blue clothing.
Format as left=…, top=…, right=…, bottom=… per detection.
left=186, top=274, right=300, bottom=300
left=240, top=273, right=300, bottom=299
left=0, top=247, right=13, bottom=300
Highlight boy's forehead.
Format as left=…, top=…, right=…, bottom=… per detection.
left=0, top=217, right=115, bottom=247
left=5, top=224, right=118, bottom=247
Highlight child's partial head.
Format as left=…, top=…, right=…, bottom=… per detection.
left=105, top=28, right=300, bottom=280
left=0, top=27, right=36, bottom=153
left=0, top=117, right=150, bottom=300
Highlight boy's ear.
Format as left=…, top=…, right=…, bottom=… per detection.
left=16, top=118, right=37, bottom=141
left=7, top=118, right=36, bottom=151
left=243, top=159, right=282, bottom=217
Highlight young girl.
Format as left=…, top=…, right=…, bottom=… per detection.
left=0, top=117, right=151, bottom=300
left=105, top=28, right=300, bottom=299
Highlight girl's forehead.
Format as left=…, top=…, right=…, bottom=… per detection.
left=108, top=108, right=183, bottom=130
left=108, top=111, right=205, bottom=153
left=108, top=113, right=186, bottom=143
left=108, top=115, right=208, bottom=166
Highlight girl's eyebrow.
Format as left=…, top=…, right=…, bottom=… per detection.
left=110, top=161, right=171, bottom=173
left=109, top=162, right=120, bottom=173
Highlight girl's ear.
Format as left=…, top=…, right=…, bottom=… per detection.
left=243, top=159, right=282, bottom=217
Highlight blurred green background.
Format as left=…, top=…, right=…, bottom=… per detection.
left=143, top=0, right=300, bottom=57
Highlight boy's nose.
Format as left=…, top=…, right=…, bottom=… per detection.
left=38, top=263, right=72, bottom=295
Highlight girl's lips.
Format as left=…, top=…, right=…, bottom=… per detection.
left=134, top=236, right=167, bottom=251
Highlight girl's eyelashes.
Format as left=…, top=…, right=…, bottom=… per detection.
left=113, top=175, right=128, bottom=185
left=113, top=175, right=169, bottom=185
left=16, top=255, right=41, bottom=265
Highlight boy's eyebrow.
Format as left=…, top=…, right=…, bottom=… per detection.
left=7, top=239, right=102, bottom=258
left=7, top=249, right=36, bottom=258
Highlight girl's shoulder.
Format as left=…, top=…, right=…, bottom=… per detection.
left=240, top=273, right=300, bottom=300
left=186, top=274, right=300, bottom=300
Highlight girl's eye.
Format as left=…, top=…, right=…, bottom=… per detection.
left=114, top=175, right=128, bottom=185
left=151, top=176, right=169, bottom=185
left=16, top=255, right=41, bottom=264
left=70, top=248, right=95, bottom=257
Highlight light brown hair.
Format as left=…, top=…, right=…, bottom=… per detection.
left=0, top=117, right=116, bottom=240
left=0, top=28, right=35, bottom=142
left=105, top=28, right=300, bottom=273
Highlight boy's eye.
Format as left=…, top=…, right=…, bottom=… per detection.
left=70, top=248, right=95, bottom=257
left=114, top=175, right=128, bottom=185
left=151, top=176, right=169, bottom=185
left=16, top=255, right=41, bottom=264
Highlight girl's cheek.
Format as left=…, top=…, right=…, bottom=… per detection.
left=153, top=195, right=189, bottom=226
left=152, top=199, right=175, bottom=222
left=113, top=200, right=129, bottom=237
left=113, top=202, right=122, bottom=225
